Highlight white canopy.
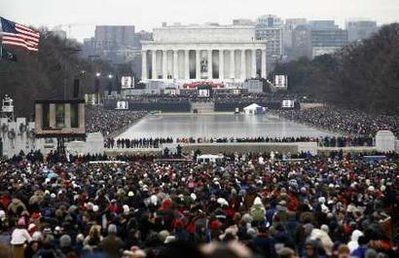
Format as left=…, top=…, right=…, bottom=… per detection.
left=244, top=103, right=262, bottom=110
left=243, top=103, right=265, bottom=114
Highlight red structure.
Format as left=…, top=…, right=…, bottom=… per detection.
left=182, top=81, right=224, bottom=89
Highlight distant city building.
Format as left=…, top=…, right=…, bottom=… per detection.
left=233, top=19, right=255, bottom=26
left=291, top=25, right=312, bottom=59
left=285, top=18, right=307, bottom=29
left=82, top=25, right=141, bottom=64
left=309, top=20, right=338, bottom=30
left=346, top=20, right=378, bottom=42
left=309, top=20, right=348, bottom=58
left=255, top=15, right=283, bottom=73
left=283, top=19, right=308, bottom=59
left=94, top=26, right=136, bottom=46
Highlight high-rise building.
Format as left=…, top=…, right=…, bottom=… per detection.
left=94, top=26, right=136, bottom=46
left=291, top=25, right=312, bottom=59
left=346, top=20, right=378, bottom=42
left=309, top=20, right=348, bottom=57
left=309, top=20, right=338, bottom=30
left=82, top=25, right=141, bottom=64
left=255, top=15, right=283, bottom=73
left=285, top=18, right=307, bottom=29
left=283, top=19, right=308, bottom=59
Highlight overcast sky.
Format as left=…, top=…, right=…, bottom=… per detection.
left=1, top=0, right=398, bottom=41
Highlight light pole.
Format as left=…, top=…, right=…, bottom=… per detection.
left=62, top=46, right=81, bottom=100
left=95, top=73, right=101, bottom=105
left=107, top=74, right=113, bottom=96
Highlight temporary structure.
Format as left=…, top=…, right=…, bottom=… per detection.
left=243, top=103, right=266, bottom=115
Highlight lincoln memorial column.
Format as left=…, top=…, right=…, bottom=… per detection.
left=241, top=49, right=246, bottom=80
left=251, top=49, right=256, bottom=78
left=196, top=50, right=201, bottom=80
left=151, top=50, right=157, bottom=79
left=207, top=49, right=213, bottom=79
left=162, top=50, right=168, bottom=79
left=173, top=50, right=178, bottom=79
left=230, top=49, right=235, bottom=79
left=142, top=50, right=147, bottom=80
left=261, top=49, right=267, bottom=78
left=219, top=49, right=224, bottom=80
left=185, top=50, right=190, bottom=79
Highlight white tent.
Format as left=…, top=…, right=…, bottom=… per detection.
left=243, top=103, right=266, bottom=115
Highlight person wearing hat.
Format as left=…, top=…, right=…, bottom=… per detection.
left=99, top=224, right=124, bottom=258
left=250, top=197, right=266, bottom=223
left=10, top=217, right=32, bottom=258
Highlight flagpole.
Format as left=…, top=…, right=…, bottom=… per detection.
left=0, top=40, right=3, bottom=61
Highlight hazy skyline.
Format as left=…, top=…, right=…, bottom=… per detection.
left=1, top=0, right=398, bottom=41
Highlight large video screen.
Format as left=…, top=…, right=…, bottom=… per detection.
left=35, top=100, right=86, bottom=138
left=275, top=75, right=288, bottom=88
left=282, top=100, right=295, bottom=109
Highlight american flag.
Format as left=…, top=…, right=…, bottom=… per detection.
left=0, top=17, right=40, bottom=52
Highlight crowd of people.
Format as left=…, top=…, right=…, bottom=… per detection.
left=275, top=107, right=399, bottom=137
left=104, top=138, right=174, bottom=149
left=0, top=150, right=397, bottom=258
left=104, top=136, right=373, bottom=149
left=85, top=106, right=147, bottom=137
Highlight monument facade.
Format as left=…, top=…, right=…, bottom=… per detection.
left=141, top=24, right=267, bottom=83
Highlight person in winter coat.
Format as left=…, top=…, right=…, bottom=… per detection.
left=250, top=197, right=266, bottom=223
left=347, top=230, right=364, bottom=253
left=99, top=224, right=124, bottom=258
left=252, top=226, right=276, bottom=258
left=10, top=217, right=32, bottom=258
left=7, top=199, right=26, bottom=217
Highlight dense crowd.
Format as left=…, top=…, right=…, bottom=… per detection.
left=104, top=138, right=174, bottom=149
left=106, top=92, right=304, bottom=104
left=275, top=107, right=399, bottom=137
left=85, top=106, right=147, bottom=137
left=104, top=136, right=373, bottom=149
left=0, top=150, right=397, bottom=258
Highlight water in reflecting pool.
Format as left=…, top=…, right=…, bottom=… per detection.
left=117, top=113, right=336, bottom=139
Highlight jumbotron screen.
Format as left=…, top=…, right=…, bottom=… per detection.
left=34, top=100, right=85, bottom=138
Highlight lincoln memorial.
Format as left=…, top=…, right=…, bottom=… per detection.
left=141, top=23, right=267, bottom=83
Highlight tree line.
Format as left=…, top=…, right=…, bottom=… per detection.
left=0, top=29, right=112, bottom=118
left=271, top=23, right=399, bottom=114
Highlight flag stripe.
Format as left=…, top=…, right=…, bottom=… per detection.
left=2, top=36, right=37, bottom=46
left=2, top=40, right=38, bottom=51
left=1, top=32, right=39, bottom=44
left=15, top=23, right=37, bottom=33
left=15, top=26, right=40, bottom=38
left=14, top=30, right=40, bottom=43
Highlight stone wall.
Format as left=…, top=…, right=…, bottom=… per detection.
left=65, top=132, right=104, bottom=155
left=180, top=142, right=316, bottom=155
left=0, top=118, right=106, bottom=158
left=0, top=118, right=35, bottom=157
